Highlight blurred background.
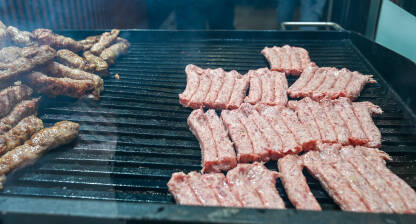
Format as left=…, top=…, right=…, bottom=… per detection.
left=0, top=0, right=415, bottom=61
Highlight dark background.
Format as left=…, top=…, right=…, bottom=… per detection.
left=0, top=0, right=415, bottom=36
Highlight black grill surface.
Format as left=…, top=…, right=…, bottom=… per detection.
left=1, top=31, right=416, bottom=213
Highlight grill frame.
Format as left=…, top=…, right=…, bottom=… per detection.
left=0, top=30, right=415, bottom=223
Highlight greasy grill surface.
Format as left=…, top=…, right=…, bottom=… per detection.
left=1, top=34, right=416, bottom=211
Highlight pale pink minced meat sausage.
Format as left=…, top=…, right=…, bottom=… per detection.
left=261, top=45, right=313, bottom=75
left=339, top=146, right=408, bottom=213
left=168, top=163, right=285, bottom=209
left=244, top=68, right=288, bottom=106
left=179, top=64, right=249, bottom=110
left=289, top=97, right=381, bottom=147
left=239, top=103, right=283, bottom=160
left=357, top=146, right=416, bottom=213
left=318, top=144, right=393, bottom=213
left=278, top=155, right=321, bottom=211
left=187, top=109, right=236, bottom=173
left=256, top=104, right=302, bottom=154
left=288, top=65, right=377, bottom=100
left=302, top=149, right=369, bottom=212
left=298, top=145, right=416, bottom=214
left=227, top=162, right=285, bottom=209
left=221, top=110, right=259, bottom=163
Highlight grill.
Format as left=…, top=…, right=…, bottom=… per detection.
left=0, top=30, right=415, bottom=223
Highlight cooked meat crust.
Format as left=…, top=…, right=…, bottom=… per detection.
left=0, top=98, right=40, bottom=134
left=32, top=28, right=83, bottom=52
left=0, top=45, right=56, bottom=82
left=0, top=85, right=33, bottom=117
left=44, top=62, right=103, bottom=98
left=0, top=115, right=43, bottom=154
left=83, top=51, right=109, bottom=76
left=78, top=35, right=100, bottom=51
left=6, top=26, right=35, bottom=46
left=99, top=38, right=129, bottom=64
left=26, top=71, right=95, bottom=99
left=0, top=120, right=79, bottom=188
left=56, top=49, right=95, bottom=72
left=90, top=29, right=120, bottom=55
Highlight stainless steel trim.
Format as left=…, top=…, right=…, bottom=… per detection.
left=280, top=22, right=345, bottom=31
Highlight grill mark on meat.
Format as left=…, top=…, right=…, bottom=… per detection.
left=32, top=29, right=83, bottom=52
left=305, top=98, right=337, bottom=143
left=202, top=173, right=243, bottom=207
left=90, top=29, right=120, bottom=55
left=26, top=72, right=95, bottom=99
left=0, top=116, right=43, bottom=155
left=257, top=105, right=301, bottom=154
left=358, top=146, right=416, bottom=213
left=245, top=71, right=262, bottom=104
left=287, top=64, right=318, bottom=97
left=228, top=74, right=249, bottom=109
left=0, top=121, right=79, bottom=189
left=334, top=98, right=368, bottom=145
left=187, top=171, right=220, bottom=206
left=288, top=100, right=321, bottom=141
left=179, top=64, right=202, bottom=107
left=187, top=109, right=217, bottom=173
left=318, top=144, right=392, bottom=213
left=214, top=70, right=237, bottom=109
left=189, top=72, right=212, bottom=109
left=0, top=85, right=33, bottom=118
left=167, top=172, right=202, bottom=205
left=204, top=68, right=225, bottom=108
left=279, top=107, right=316, bottom=150
left=273, top=71, right=288, bottom=106
left=303, top=150, right=369, bottom=212
left=221, top=110, right=258, bottom=163
left=278, top=155, right=321, bottom=210
left=0, top=98, right=40, bottom=135
left=339, top=146, right=407, bottom=213
left=236, top=110, right=269, bottom=161
left=240, top=103, right=283, bottom=160
left=205, top=110, right=237, bottom=172
left=352, top=102, right=382, bottom=148
left=321, top=100, right=349, bottom=145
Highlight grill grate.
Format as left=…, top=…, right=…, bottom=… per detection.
left=1, top=32, right=415, bottom=211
